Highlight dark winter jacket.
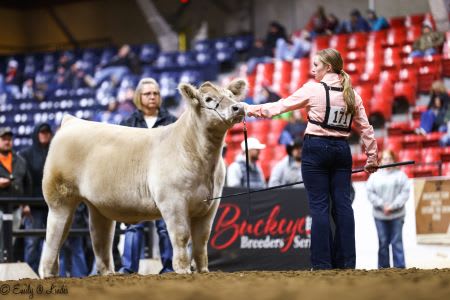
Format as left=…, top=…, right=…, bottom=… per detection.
left=18, top=123, right=53, bottom=197
left=120, top=107, right=177, bottom=129
left=0, top=152, right=32, bottom=197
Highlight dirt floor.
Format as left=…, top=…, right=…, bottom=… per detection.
left=1, top=269, right=449, bottom=300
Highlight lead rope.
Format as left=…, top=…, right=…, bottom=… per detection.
left=242, top=118, right=251, bottom=219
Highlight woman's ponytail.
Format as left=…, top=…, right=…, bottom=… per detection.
left=340, top=70, right=356, bottom=115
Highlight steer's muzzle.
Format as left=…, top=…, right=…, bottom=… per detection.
left=231, top=103, right=246, bottom=123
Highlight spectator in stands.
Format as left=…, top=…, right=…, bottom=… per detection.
left=269, top=138, right=303, bottom=187
left=119, top=77, right=176, bottom=275
left=21, top=78, right=34, bottom=99
left=0, top=127, right=32, bottom=263
left=428, top=80, right=449, bottom=110
left=306, top=6, right=329, bottom=37
left=94, top=100, right=123, bottom=124
left=410, top=23, right=445, bottom=57
left=85, top=44, right=141, bottom=87
left=275, top=30, right=312, bottom=61
left=339, top=9, right=371, bottom=33
left=246, top=38, right=272, bottom=74
left=366, top=9, right=389, bottom=31
left=279, top=110, right=307, bottom=145
left=265, top=21, right=288, bottom=56
left=325, top=14, right=341, bottom=35
left=227, top=137, right=266, bottom=189
left=366, top=149, right=410, bottom=269
left=416, top=94, right=447, bottom=135
left=4, top=59, right=23, bottom=98
left=19, top=123, right=53, bottom=274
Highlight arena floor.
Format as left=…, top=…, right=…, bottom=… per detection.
left=1, top=269, right=449, bottom=300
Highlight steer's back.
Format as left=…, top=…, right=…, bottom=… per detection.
left=42, top=115, right=167, bottom=216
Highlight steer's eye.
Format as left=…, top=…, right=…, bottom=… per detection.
left=205, top=97, right=213, bottom=103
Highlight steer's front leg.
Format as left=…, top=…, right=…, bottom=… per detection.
left=161, top=210, right=192, bottom=274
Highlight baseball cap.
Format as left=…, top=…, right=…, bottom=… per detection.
left=241, top=137, right=266, bottom=151
left=0, top=127, right=13, bottom=137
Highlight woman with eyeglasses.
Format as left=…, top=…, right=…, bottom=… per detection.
left=118, top=78, right=177, bottom=274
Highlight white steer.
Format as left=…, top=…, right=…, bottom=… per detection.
left=39, top=79, right=247, bottom=277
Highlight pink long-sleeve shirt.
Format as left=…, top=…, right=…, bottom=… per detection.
left=247, top=73, right=378, bottom=165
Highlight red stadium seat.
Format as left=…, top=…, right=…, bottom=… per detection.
left=383, top=28, right=407, bottom=47
left=441, top=162, right=450, bottom=176
left=440, top=147, right=450, bottom=162
left=389, top=16, right=406, bottom=28
left=313, top=35, right=331, bottom=50
left=423, top=132, right=444, bottom=148
left=352, top=171, right=368, bottom=182
left=352, top=153, right=367, bottom=168
left=422, top=147, right=442, bottom=163
left=405, top=14, right=425, bottom=27
left=394, top=81, right=416, bottom=107
left=348, top=33, right=368, bottom=51
left=329, top=34, right=349, bottom=53
left=385, top=136, right=403, bottom=152
left=412, top=165, right=440, bottom=178
left=402, top=134, right=424, bottom=149
left=399, top=149, right=421, bottom=162
left=412, top=105, right=427, bottom=121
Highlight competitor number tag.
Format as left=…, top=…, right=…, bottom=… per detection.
left=328, top=106, right=351, bottom=128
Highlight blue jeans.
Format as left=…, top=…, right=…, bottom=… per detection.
left=374, top=217, right=405, bottom=268
left=410, top=48, right=437, bottom=58
left=23, top=208, right=47, bottom=274
left=94, top=66, right=130, bottom=86
left=59, top=236, right=89, bottom=277
left=301, top=135, right=354, bottom=270
left=119, top=220, right=173, bottom=274
left=420, top=110, right=436, bottom=133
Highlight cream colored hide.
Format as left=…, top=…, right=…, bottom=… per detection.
left=39, top=79, right=247, bottom=277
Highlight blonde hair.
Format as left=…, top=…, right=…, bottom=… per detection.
left=133, top=77, right=160, bottom=110
left=316, top=48, right=356, bottom=115
left=430, top=80, right=447, bottom=95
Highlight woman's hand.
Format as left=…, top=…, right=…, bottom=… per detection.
left=364, top=162, right=378, bottom=173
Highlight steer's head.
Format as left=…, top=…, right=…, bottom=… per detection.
left=179, top=79, right=247, bottom=129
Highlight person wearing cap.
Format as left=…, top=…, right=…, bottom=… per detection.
left=246, top=48, right=378, bottom=270
left=410, top=23, right=445, bottom=58
left=268, top=138, right=303, bottom=188
left=226, top=137, right=266, bottom=189
left=0, top=127, right=32, bottom=263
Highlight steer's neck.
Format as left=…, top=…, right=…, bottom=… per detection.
left=178, top=109, right=226, bottom=164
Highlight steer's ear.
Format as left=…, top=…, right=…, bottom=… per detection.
left=227, top=79, right=248, bottom=101
left=179, top=83, right=199, bottom=106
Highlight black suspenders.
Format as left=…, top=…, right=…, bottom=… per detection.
left=308, top=82, right=353, bottom=132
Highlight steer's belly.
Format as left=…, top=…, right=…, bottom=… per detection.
left=88, top=197, right=161, bottom=224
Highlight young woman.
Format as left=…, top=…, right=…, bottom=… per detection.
left=245, top=48, right=378, bottom=270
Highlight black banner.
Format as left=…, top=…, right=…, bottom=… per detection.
left=208, top=187, right=311, bottom=271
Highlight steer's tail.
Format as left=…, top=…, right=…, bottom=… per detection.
left=60, top=114, right=76, bottom=127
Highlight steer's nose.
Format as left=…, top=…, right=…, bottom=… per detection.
left=231, top=104, right=240, bottom=112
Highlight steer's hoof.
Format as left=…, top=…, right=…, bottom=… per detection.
left=175, top=268, right=192, bottom=274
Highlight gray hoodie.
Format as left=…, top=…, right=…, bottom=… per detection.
left=366, top=168, right=410, bottom=220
